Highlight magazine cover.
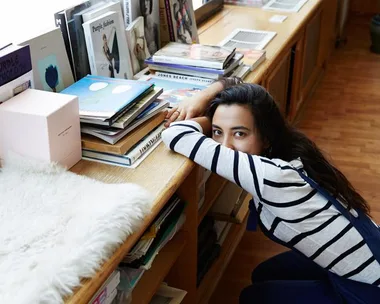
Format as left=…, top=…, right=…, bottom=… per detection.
left=18, top=28, right=74, bottom=92
left=139, top=75, right=206, bottom=107
left=126, top=16, right=151, bottom=75
left=167, top=0, right=199, bottom=44
left=83, top=11, right=134, bottom=79
left=61, top=75, right=153, bottom=118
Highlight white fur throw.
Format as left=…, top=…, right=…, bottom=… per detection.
left=0, top=154, right=153, bottom=304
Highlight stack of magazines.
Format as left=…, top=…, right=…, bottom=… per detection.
left=144, top=42, right=252, bottom=85
left=61, top=75, right=169, bottom=168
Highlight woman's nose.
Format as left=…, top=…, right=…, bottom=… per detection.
left=223, top=137, right=234, bottom=150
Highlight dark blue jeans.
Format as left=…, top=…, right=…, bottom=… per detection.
left=239, top=251, right=343, bottom=304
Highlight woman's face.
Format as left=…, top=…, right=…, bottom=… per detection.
left=211, top=104, right=266, bottom=155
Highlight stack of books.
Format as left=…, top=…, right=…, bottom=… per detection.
left=144, top=42, right=253, bottom=85
left=61, top=75, right=169, bottom=168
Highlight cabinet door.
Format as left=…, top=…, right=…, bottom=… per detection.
left=300, top=8, right=323, bottom=100
left=264, top=49, right=292, bottom=116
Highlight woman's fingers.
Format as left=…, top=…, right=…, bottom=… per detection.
left=177, top=109, right=186, bottom=122
left=166, top=107, right=177, bottom=119
left=164, top=108, right=181, bottom=127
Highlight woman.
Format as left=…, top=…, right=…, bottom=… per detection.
left=162, top=78, right=380, bottom=303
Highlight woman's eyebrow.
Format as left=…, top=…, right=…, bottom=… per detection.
left=231, top=126, right=251, bottom=131
left=212, top=124, right=222, bottom=129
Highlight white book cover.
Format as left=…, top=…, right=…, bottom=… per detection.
left=18, top=28, right=74, bottom=92
left=83, top=11, right=133, bottom=79
left=168, top=0, right=199, bottom=44
left=0, top=72, right=33, bottom=104
left=126, top=16, right=151, bottom=75
left=82, top=0, right=124, bottom=25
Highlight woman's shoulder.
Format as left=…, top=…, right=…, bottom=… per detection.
left=258, top=156, right=303, bottom=170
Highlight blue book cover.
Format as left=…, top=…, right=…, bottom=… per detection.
left=138, top=75, right=206, bottom=107
left=61, top=75, right=153, bottom=119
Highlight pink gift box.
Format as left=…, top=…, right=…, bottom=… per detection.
left=0, top=89, right=81, bottom=169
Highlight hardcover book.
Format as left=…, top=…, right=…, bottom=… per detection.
left=61, top=75, right=153, bottom=121
left=63, top=0, right=93, bottom=81
left=80, top=86, right=163, bottom=129
left=0, top=44, right=33, bottom=103
left=18, top=28, right=74, bottom=93
left=138, top=75, right=206, bottom=107
left=152, top=42, right=236, bottom=69
left=145, top=52, right=244, bottom=78
left=83, top=10, right=134, bottom=79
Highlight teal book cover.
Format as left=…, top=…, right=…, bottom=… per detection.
left=61, top=75, right=153, bottom=118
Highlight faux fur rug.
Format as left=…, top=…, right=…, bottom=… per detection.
left=0, top=154, right=153, bottom=304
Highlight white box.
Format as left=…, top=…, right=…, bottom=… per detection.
left=0, top=89, right=81, bottom=168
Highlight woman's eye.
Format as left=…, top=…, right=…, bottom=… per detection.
left=213, top=129, right=222, bottom=136
left=235, top=131, right=246, bottom=138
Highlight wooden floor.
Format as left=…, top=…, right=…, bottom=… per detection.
left=210, top=15, right=380, bottom=303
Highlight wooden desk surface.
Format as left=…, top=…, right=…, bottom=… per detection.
left=199, top=1, right=322, bottom=84
left=65, top=1, right=322, bottom=303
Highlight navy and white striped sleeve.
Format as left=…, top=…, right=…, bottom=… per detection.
left=161, top=120, right=265, bottom=202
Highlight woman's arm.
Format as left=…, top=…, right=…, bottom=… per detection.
left=162, top=120, right=265, bottom=201
left=164, top=77, right=242, bottom=127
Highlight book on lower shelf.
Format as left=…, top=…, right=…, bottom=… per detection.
left=89, top=270, right=120, bottom=304
left=150, top=283, right=187, bottom=304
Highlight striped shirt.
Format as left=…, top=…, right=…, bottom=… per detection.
left=162, top=120, right=380, bottom=286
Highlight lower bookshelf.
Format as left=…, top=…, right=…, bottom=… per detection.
left=198, top=174, right=228, bottom=226
left=197, top=214, right=249, bottom=304
left=131, top=230, right=187, bottom=303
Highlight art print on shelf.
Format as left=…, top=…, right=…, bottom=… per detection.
left=37, top=55, right=64, bottom=93
left=126, top=16, right=151, bottom=75
left=171, top=0, right=198, bottom=44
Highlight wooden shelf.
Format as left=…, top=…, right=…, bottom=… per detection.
left=197, top=214, right=249, bottom=304
left=210, top=195, right=252, bottom=224
left=132, top=231, right=187, bottom=304
left=198, top=174, right=228, bottom=226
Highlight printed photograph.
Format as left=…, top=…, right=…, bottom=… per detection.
left=37, top=54, right=64, bottom=92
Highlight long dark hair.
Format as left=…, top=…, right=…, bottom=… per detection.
left=206, top=79, right=370, bottom=215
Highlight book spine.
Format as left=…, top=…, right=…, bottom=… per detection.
left=82, top=23, right=96, bottom=76
left=54, top=12, right=75, bottom=79
left=164, top=0, right=175, bottom=41
left=0, top=45, right=32, bottom=87
left=123, top=0, right=132, bottom=27
left=149, top=64, right=220, bottom=79
left=125, top=125, right=165, bottom=165
left=155, top=71, right=214, bottom=85
left=159, top=0, right=171, bottom=47
left=152, top=55, right=224, bottom=69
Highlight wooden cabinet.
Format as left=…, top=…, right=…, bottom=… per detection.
left=264, top=49, right=292, bottom=116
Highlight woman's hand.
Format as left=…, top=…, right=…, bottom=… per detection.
left=165, top=95, right=207, bottom=127
left=164, top=80, right=225, bottom=127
